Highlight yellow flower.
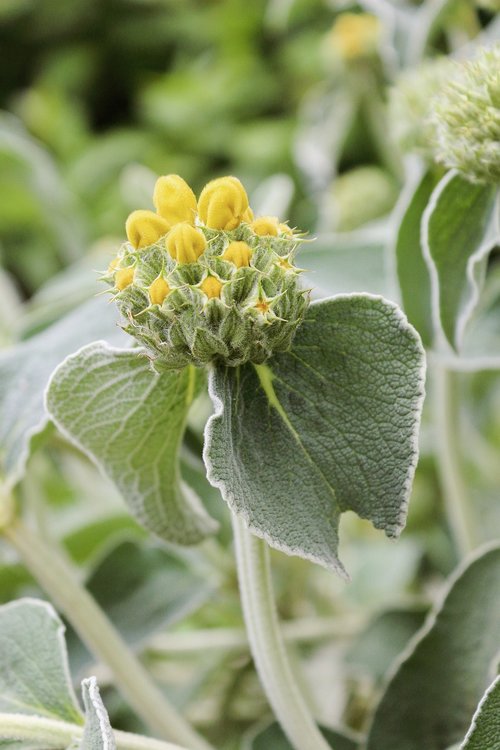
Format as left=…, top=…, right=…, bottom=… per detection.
left=200, top=275, right=223, bottom=299
left=165, top=223, right=207, bottom=264
left=198, top=176, right=250, bottom=230
left=153, top=174, right=197, bottom=226
left=115, top=267, right=135, bottom=290
left=149, top=276, right=171, bottom=306
left=126, top=210, right=170, bottom=249
left=251, top=216, right=280, bottom=236
left=222, top=241, right=253, bottom=268
left=328, top=13, right=381, bottom=61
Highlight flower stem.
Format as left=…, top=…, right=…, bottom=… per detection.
left=434, top=365, right=476, bottom=556
left=232, top=514, right=333, bottom=750
left=2, top=517, right=214, bottom=750
left=0, top=712, right=189, bottom=750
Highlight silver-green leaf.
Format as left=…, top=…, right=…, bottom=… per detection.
left=204, top=295, right=425, bottom=574
left=366, top=544, right=500, bottom=750
left=460, top=676, right=500, bottom=750
left=79, top=678, right=115, bottom=750
left=46, top=342, right=217, bottom=546
left=0, top=598, right=82, bottom=724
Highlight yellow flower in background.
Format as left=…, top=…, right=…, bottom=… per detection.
left=251, top=216, right=280, bottom=237
left=126, top=210, right=171, bottom=249
left=114, top=266, right=135, bottom=290
left=222, top=241, right=253, bottom=268
left=153, top=174, right=197, bottom=226
left=200, top=275, right=223, bottom=299
left=149, top=276, right=171, bottom=306
left=166, top=223, right=207, bottom=264
left=198, top=176, right=250, bottom=230
left=328, top=13, right=381, bottom=61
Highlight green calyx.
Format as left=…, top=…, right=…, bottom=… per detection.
left=102, top=223, right=309, bottom=371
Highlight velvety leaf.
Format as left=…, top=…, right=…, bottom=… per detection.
left=0, top=598, right=82, bottom=723
left=0, top=296, right=125, bottom=489
left=422, top=170, right=498, bottom=350
left=66, top=539, right=212, bottom=674
left=204, top=296, right=425, bottom=573
left=46, top=342, right=217, bottom=545
left=80, top=678, right=116, bottom=750
left=366, top=544, right=500, bottom=750
left=246, top=720, right=359, bottom=750
left=395, top=167, right=439, bottom=347
left=460, top=676, right=500, bottom=750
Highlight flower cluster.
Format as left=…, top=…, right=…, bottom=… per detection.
left=432, top=45, right=500, bottom=184
left=103, top=175, right=309, bottom=370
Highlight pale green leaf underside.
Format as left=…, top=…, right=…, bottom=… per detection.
left=46, top=342, right=217, bottom=546
left=79, top=678, right=115, bottom=750
left=0, top=296, right=125, bottom=489
left=204, top=295, right=425, bottom=573
left=422, top=170, right=497, bottom=350
left=0, top=598, right=82, bottom=724
left=366, top=544, right=500, bottom=750
left=460, top=677, right=500, bottom=750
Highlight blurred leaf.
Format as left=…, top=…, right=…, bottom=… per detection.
left=460, top=676, right=500, bottom=750
left=422, top=170, right=498, bottom=350
left=205, top=296, right=425, bottom=573
left=300, top=229, right=390, bottom=300
left=0, top=297, right=125, bottom=490
left=395, top=166, right=439, bottom=347
left=79, top=678, right=115, bottom=750
left=246, top=721, right=359, bottom=750
left=0, top=598, right=82, bottom=723
left=66, top=539, right=212, bottom=673
left=46, top=342, right=217, bottom=545
left=63, top=515, right=145, bottom=566
left=366, top=544, right=500, bottom=750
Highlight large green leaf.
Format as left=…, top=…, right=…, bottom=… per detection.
left=366, top=544, right=500, bottom=750
left=204, top=296, right=425, bottom=573
left=0, top=296, right=125, bottom=489
left=46, top=342, right=217, bottom=545
left=422, top=170, right=498, bottom=350
left=394, top=166, right=439, bottom=347
left=0, top=598, right=82, bottom=724
left=461, top=676, right=500, bottom=750
left=245, top=721, right=359, bottom=750
left=80, top=678, right=116, bottom=750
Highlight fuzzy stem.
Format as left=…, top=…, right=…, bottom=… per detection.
left=2, top=518, right=214, bottom=750
left=434, top=365, right=476, bottom=556
left=0, top=712, right=188, bottom=750
left=232, top=514, right=333, bottom=750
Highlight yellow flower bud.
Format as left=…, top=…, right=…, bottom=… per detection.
left=222, top=241, right=253, bottom=268
left=198, top=176, right=250, bottom=230
left=278, top=223, right=293, bottom=236
left=328, top=13, right=381, bottom=61
left=126, top=210, right=170, bottom=250
left=115, top=267, right=135, bottom=291
left=107, top=257, right=121, bottom=273
left=149, top=276, right=171, bottom=306
left=153, top=174, right=197, bottom=226
left=251, top=216, right=280, bottom=237
left=201, top=275, right=223, bottom=299
left=165, top=223, right=207, bottom=264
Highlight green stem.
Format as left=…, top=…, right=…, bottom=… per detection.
left=0, top=713, right=188, bottom=750
left=232, top=515, right=333, bottom=750
left=2, top=518, right=214, bottom=750
left=434, top=366, right=476, bottom=556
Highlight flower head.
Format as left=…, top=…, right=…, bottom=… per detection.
left=103, top=175, right=308, bottom=370
left=327, top=13, right=381, bottom=62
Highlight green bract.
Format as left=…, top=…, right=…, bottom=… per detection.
left=103, top=224, right=308, bottom=370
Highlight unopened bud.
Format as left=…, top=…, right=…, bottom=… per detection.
left=115, top=267, right=135, bottom=290
left=149, top=276, right=171, bottom=306
left=201, top=275, right=223, bottom=299
left=198, top=176, right=250, bottom=230
left=222, top=241, right=253, bottom=268
left=153, top=174, right=197, bottom=226
left=126, top=210, right=171, bottom=249
left=166, top=223, right=207, bottom=264
left=251, top=216, right=280, bottom=237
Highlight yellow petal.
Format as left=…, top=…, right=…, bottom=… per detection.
left=149, top=276, right=171, bottom=306
left=115, top=267, right=135, bottom=290
left=153, top=174, right=197, bottom=226
left=222, top=241, right=253, bottom=268
left=251, top=216, right=280, bottom=237
left=200, top=275, right=223, bottom=299
left=165, top=223, right=207, bottom=264
left=198, top=176, right=250, bottom=230
left=126, top=210, right=170, bottom=249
